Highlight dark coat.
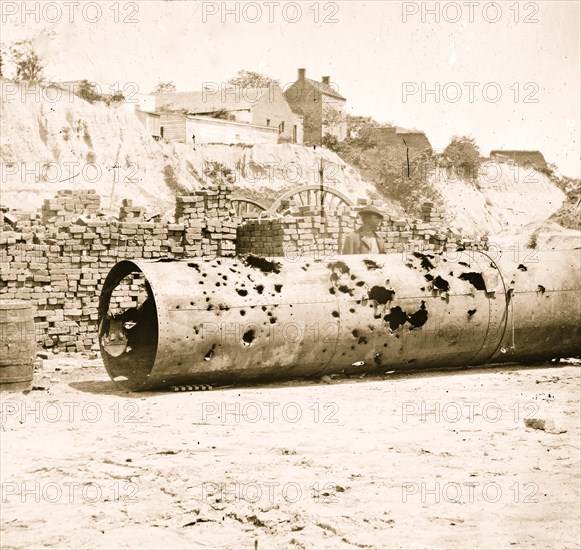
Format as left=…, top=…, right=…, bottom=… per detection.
left=341, top=228, right=386, bottom=254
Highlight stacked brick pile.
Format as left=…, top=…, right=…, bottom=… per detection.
left=237, top=199, right=489, bottom=259
left=41, top=189, right=101, bottom=225
left=0, top=187, right=240, bottom=351
left=237, top=208, right=355, bottom=260
left=109, top=272, right=149, bottom=317
left=175, top=186, right=240, bottom=257
left=420, top=201, right=444, bottom=225
left=119, top=199, right=146, bottom=222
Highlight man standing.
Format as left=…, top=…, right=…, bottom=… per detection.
left=341, top=205, right=386, bottom=254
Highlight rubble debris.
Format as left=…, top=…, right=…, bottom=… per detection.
left=524, top=418, right=567, bottom=434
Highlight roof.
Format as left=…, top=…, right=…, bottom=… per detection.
left=490, top=150, right=547, bottom=169
left=490, top=149, right=546, bottom=157
left=154, top=88, right=273, bottom=114
left=297, top=78, right=346, bottom=101
left=395, top=126, right=423, bottom=133
left=135, top=109, right=160, bottom=118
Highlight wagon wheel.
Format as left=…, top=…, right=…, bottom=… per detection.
left=230, top=196, right=268, bottom=219
left=267, top=185, right=354, bottom=215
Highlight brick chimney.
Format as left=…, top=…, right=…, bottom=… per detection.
left=322, top=76, right=330, bottom=85
left=298, top=68, right=306, bottom=81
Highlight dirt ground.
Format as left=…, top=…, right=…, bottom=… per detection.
left=1, top=355, right=580, bottom=550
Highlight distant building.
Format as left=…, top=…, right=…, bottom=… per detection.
left=134, top=110, right=161, bottom=140
left=158, top=112, right=280, bottom=145
left=151, top=84, right=303, bottom=145
left=284, top=68, right=347, bottom=146
left=490, top=150, right=548, bottom=171
left=365, top=126, right=432, bottom=156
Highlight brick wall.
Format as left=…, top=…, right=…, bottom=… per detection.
left=1, top=189, right=487, bottom=352
left=1, top=187, right=240, bottom=352
left=237, top=199, right=488, bottom=259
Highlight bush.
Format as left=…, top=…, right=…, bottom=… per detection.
left=75, top=80, right=124, bottom=105
left=105, top=91, right=125, bottom=105
left=377, top=149, right=442, bottom=217
left=76, top=80, right=102, bottom=103
left=321, top=133, right=340, bottom=151
left=442, top=136, right=482, bottom=180
left=549, top=176, right=581, bottom=230
left=203, top=161, right=236, bottom=184
left=152, top=81, right=176, bottom=94
left=320, top=114, right=442, bottom=216
left=526, top=229, right=539, bottom=249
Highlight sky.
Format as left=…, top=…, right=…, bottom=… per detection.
left=2, top=0, right=580, bottom=176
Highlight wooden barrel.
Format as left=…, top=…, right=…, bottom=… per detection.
left=0, top=301, right=36, bottom=391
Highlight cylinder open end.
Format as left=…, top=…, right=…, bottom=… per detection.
left=98, top=261, right=159, bottom=391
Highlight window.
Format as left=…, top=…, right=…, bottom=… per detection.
left=266, top=118, right=270, bottom=126
left=293, top=125, right=297, bottom=143
left=279, top=121, right=285, bottom=133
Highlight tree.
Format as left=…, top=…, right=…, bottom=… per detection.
left=443, top=135, right=482, bottom=179
left=106, top=91, right=125, bottom=105
left=322, top=105, right=346, bottom=139
left=9, top=40, right=45, bottom=83
left=153, top=81, right=176, bottom=93
left=227, top=70, right=279, bottom=88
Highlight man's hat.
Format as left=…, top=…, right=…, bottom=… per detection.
left=357, top=205, right=384, bottom=219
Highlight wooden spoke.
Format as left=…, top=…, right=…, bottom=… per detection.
left=267, top=185, right=354, bottom=215
left=230, top=196, right=268, bottom=219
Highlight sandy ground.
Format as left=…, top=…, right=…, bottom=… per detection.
left=1, top=356, right=580, bottom=550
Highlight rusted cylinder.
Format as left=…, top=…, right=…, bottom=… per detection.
left=0, top=301, right=36, bottom=391
left=98, top=249, right=581, bottom=391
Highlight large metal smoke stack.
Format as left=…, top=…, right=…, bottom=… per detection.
left=98, top=250, right=581, bottom=391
